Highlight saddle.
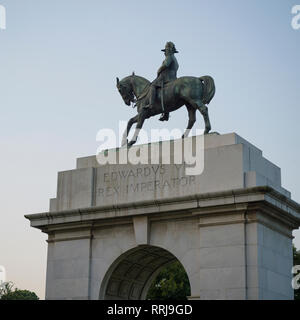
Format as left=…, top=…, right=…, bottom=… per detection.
left=137, top=80, right=172, bottom=112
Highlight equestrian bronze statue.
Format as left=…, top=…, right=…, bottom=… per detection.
left=116, top=42, right=216, bottom=147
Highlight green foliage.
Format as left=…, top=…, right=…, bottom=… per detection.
left=0, top=281, right=14, bottom=297
left=0, top=282, right=39, bottom=300
left=293, top=245, right=300, bottom=300
left=147, top=261, right=190, bottom=300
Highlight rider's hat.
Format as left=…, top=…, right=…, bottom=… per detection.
left=161, top=41, right=178, bottom=53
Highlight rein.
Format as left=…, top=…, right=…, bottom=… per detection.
left=130, top=75, right=138, bottom=108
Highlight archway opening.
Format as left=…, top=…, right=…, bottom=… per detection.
left=100, top=245, right=191, bottom=300
left=146, top=260, right=190, bottom=300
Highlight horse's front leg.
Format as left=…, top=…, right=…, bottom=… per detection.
left=128, top=111, right=147, bottom=147
left=182, top=106, right=196, bottom=138
left=122, top=115, right=138, bottom=146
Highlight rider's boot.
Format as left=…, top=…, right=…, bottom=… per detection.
left=159, top=112, right=169, bottom=121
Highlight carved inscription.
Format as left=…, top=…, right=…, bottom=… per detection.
left=96, top=164, right=196, bottom=198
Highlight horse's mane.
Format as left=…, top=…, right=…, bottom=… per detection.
left=134, top=75, right=150, bottom=84
left=121, top=74, right=150, bottom=85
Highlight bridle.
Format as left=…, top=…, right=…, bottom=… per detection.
left=129, top=75, right=138, bottom=108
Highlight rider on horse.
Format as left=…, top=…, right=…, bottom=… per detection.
left=144, top=41, right=179, bottom=121
left=116, top=42, right=215, bottom=147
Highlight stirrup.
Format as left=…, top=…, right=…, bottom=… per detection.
left=159, top=113, right=169, bottom=121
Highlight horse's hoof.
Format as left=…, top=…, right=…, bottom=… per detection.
left=127, top=141, right=135, bottom=147
left=207, top=131, right=220, bottom=135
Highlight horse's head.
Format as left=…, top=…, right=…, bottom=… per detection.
left=116, top=76, right=135, bottom=106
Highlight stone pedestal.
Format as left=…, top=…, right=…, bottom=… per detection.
left=25, top=133, right=300, bottom=300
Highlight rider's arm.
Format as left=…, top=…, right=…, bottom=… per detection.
left=157, top=56, right=172, bottom=76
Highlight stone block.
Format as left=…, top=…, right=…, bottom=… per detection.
left=55, top=133, right=292, bottom=209
left=266, top=270, right=293, bottom=298
left=199, top=245, right=245, bottom=268
left=199, top=224, right=244, bottom=248
left=133, top=216, right=149, bottom=245
left=56, top=167, right=95, bottom=211
left=199, top=267, right=246, bottom=290
left=49, top=198, right=57, bottom=212
left=225, top=288, right=246, bottom=300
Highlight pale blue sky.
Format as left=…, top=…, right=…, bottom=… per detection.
left=0, top=0, right=299, bottom=299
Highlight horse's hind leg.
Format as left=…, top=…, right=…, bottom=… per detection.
left=182, top=105, right=196, bottom=138
left=198, top=104, right=211, bottom=134
left=122, top=115, right=138, bottom=146
left=183, top=98, right=211, bottom=134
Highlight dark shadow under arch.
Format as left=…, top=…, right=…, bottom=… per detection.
left=99, top=245, right=190, bottom=300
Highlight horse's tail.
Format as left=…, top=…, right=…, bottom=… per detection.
left=199, top=75, right=216, bottom=105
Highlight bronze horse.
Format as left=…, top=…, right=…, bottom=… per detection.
left=116, top=74, right=215, bottom=147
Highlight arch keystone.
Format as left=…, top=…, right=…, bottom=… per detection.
left=133, top=216, right=149, bottom=245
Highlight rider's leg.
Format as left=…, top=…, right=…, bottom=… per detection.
left=143, top=85, right=156, bottom=109
left=149, top=85, right=156, bottom=107
left=155, top=84, right=169, bottom=121
left=148, top=84, right=169, bottom=121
